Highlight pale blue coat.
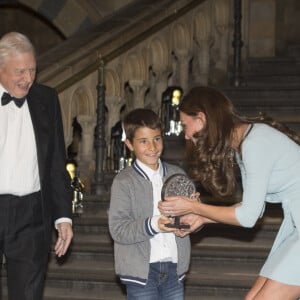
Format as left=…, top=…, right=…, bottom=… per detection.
left=235, top=123, right=300, bottom=285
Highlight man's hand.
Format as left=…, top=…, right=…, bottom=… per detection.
left=54, top=222, right=73, bottom=257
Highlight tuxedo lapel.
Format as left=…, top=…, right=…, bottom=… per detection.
left=27, top=89, right=50, bottom=184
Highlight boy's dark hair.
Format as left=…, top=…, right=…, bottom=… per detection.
left=123, top=108, right=162, bottom=142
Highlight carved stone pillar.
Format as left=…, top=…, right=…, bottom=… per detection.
left=106, top=95, right=124, bottom=141
left=128, top=79, right=149, bottom=110
left=175, top=49, right=192, bottom=93
left=105, top=95, right=125, bottom=171
left=154, top=69, right=170, bottom=113
left=213, top=0, right=230, bottom=83
left=215, top=25, right=230, bottom=77
left=193, top=8, right=212, bottom=86
left=194, top=41, right=211, bottom=86
left=77, top=114, right=97, bottom=163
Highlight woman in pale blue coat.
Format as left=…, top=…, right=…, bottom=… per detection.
left=158, top=86, right=300, bottom=300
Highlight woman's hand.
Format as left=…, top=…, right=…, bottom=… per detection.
left=158, top=195, right=199, bottom=217
left=174, top=214, right=206, bottom=237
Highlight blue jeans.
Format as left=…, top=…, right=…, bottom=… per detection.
left=126, top=262, right=184, bottom=300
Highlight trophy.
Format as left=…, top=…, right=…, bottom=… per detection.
left=66, top=160, right=84, bottom=216
left=71, top=168, right=84, bottom=216
left=161, top=173, right=196, bottom=229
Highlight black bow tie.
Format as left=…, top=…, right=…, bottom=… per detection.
left=1, top=92, right=26, bottom=108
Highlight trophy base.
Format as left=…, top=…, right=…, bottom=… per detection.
left=165, top=223, right=190, bottom=229
left=165, top=216, right=190, bottom=229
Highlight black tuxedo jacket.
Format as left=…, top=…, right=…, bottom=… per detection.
left=27, top=82, right=72, bottom=245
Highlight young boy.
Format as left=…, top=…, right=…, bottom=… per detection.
left=108, top=108, right=191, bottom=300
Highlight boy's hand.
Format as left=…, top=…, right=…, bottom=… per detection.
left=158, top=215, right=177, bottom=232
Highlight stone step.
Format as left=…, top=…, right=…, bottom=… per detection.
left=244, top=74, right=300, bottom=87
left=222, top=86, right=300, bottom=132
left=243, top=56, right=300, bottom=87
left=246, top=57, right=300, bottom=75
left=288, top=45, right=300, bottom=59
left=0, top=275, right=249, bottom=300
left=71, top=218, right=279, bottom=249
left=0, top=244, right=261, bottom=299
left=223, top=86, right=300, bottom=103
left=72, top=200, right=281, bottom=244
left=0, top=247, right=263, bottom=300
left=0, top=277, right=126, bottom=300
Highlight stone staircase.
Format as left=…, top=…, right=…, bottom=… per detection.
left=1, top=50, right=298, bottom=299
left=0, top=193, right=282, bottom=300
left=243, top=56, right=300, bottom=87
left=223, top=49, right=300, bottom=134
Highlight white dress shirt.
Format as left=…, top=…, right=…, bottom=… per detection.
left=0, top=86, right=71, bottom=227
left=0, top=87, right=40, bottom=195
left=136, top=159, right=178, bottom=263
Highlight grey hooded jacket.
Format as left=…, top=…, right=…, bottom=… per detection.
left=108, top=160, right=191, bottom=286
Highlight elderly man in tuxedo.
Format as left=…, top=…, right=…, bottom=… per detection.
left=0, top=32, right=73, bottom=300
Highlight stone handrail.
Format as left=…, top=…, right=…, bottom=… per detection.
left=37, top=0, right=206, bottom=91
left=35, top=0, right=238, bottom=191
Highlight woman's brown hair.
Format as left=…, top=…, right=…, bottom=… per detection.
left=180, top=86, right=300, bottom=197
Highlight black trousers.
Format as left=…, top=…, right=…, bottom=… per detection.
left=0, top=192, right=49, bottom=300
